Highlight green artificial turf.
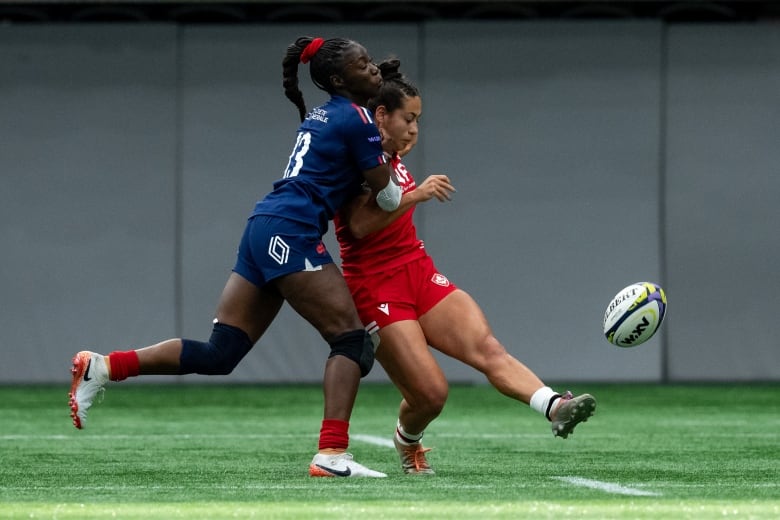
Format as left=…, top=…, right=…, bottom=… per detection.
left=1, top=383, right=778, bottom=518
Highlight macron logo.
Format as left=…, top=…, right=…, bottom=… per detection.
left=377, top=303, right=389, bottom=315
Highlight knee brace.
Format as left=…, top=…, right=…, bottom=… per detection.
left=179, top=321, right=253, bottom=375
left=328, top=329, right=375, bottom=377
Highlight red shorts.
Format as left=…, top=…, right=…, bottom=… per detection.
left=344, top=255, right=458, bottom=334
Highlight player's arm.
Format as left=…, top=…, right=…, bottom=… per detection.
left=361, top=162, right=402, bottom=212
left=346, top=174, right=456, bottom=239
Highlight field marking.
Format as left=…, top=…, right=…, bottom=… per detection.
left=554, top=476, right=661, bottom=496
left=351, top=433, right=395, bottom=448
left=5, top=431, right=777, bottom=441
left=0, top=433, right=315, bottom=441
left=0, top=482, right=493, bottom=492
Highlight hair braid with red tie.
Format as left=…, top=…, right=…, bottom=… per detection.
left=282, top=36, right=355, bottom=122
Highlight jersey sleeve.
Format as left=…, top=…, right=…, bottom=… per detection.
left=342, top=103, right=388, bottom=171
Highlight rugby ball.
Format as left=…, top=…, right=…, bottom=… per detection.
left=603, top=282, right=667, bottom=347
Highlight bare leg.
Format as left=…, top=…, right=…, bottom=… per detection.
left=275, top=263, right=366, bottom=422
left=420, top=289, right=545, bottom=404
left=133, top=273, right=283, bottom=375
left=132, top=266, right=364, bottom=422
left=375, top=319, right=447, bottom=435
left=136, top=339, right=182, bottom=375
left=322, top=356, right=360, bottom=422
left=374, top=289, right=546, bottom=439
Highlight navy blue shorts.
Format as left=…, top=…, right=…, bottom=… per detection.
left=233, top=215, right=334, bottom=287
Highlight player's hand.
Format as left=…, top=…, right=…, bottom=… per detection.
left=416, top=174, right=456, bottom=203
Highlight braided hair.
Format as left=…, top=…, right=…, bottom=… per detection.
left=368, top=58, right=420, bottom=114
left=282, top=36, right=356, bottom=122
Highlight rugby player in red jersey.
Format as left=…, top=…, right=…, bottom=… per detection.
left=335, top=59, right=596, bottom=474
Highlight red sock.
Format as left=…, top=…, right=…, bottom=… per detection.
left=107, top=350, right=140, bottom=381
left=318, top=419, right=349, bottom=451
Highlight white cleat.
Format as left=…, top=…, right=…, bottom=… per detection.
left=309, top=452, right=387, bottom=478
left=68, top=351, right=108, bottom=429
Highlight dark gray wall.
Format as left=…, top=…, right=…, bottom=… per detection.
left=422, top=21, right=664, bottom=382
left=1, top=26, right=179, bottom=382
left=665, top=24, right=780, bottom=381
left=1, top=21, right=777, bottom=383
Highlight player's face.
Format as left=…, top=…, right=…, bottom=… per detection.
left=380, top=95, right=421, bottom=157
left=335, top=44, right=381, bottom=105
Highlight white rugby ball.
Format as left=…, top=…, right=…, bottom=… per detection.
left=603, top=282, right=667, bottom=347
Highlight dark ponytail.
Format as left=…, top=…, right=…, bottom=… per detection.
left=369, top=58, right=420, bottom=113
left=282, top=37, right=310, bottom=122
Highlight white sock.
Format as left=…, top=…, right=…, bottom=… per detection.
left=396, top=419, right=423, bottom=445
left=530, top=386, right=562, bottom=421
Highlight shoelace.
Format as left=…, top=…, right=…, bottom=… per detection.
left=408, top=445, right=432, bottom=471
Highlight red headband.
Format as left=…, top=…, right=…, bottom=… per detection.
left=300, top=38, right=324, bottom=64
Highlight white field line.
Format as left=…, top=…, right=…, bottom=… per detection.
left=0, top=431, right=557, bottom=442
left=352, top=435, right=665, bottom=497
left=554, top=476, right=661, bottom=496
left=0, top=433, right=315, bottom=440
left=351, top=433, right=395, bottom=448
left=0, top=433, right=400, bottom=445
left=4, top=431, right=776, bottom=441
left=0, top=483, right=493, bottom=492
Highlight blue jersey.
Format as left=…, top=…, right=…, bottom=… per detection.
left=252, top=95, right=387, bottom=235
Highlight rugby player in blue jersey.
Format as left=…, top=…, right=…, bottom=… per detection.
left=68, top=36, right=402, bottom=478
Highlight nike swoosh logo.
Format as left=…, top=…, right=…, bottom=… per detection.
left=314, top=464, right=351, bottom=477
left=83, top=359, right=92, bottom=381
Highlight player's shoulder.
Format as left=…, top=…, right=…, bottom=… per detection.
left=323, top=96, right=376, bottom=127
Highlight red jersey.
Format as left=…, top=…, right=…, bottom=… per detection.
left=335, top=154, right=427, bottom=277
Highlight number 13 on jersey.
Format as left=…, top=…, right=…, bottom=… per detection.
left=283, top=131, right=312, bottom=178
